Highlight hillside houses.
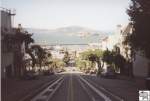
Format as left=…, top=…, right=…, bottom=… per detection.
left=100, top=23, right=150, bottom=78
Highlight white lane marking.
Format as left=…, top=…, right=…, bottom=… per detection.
left=46, top=79, right=64, bottom=101
left=85, top=77, right=124, bottom=101
left=20, top=77, right=60, bottom=101
left=78, top=78, right=96, bottom=101
left=79, top=75, right=112, bottom=101
left=31, top=76, right=63, bottom=101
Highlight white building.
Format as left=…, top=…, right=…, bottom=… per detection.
left=100, top=24, right=123, bottom=51
left=102, top=23, right=150, bottom=78
left=1, top=8, right=27, bottom=78
left=1, top=8, right=16, bottom=78
left=133, top=52, right=150, bottom=77
left=121, top=23, right=150, bottom=78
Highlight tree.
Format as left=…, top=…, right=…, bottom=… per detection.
left=113, top=53, right=126, bottom=74
left=88, top=53, right=97, bottom=68
left=52, top=58, right=65, bottom=71
left=24, top=33, right=36, bottom=69
left=31, top=45, right=47, bottom=70
left=79, top=49, right=104, bottom=74
left=102, top=49, right=114, bottom=65
left=125, top=0, right=150, bottom=59
left=76, top=59, right=87, bottom=71
left=43, top=52, right=53, bottom=70
left=80, top=50, right=97, bottom=69
left=102, top=48, right=127, bottom=74
left=113, top=46, right=126, bottom=73
left=94, top=49, right=104, bottom=74
left=124, top=0, right=150, bottom=76
left=63, top=51, right=70, bottom=66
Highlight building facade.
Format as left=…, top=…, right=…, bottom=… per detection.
left=1, top=8, right=26, bottom=78
left=1, top=8, right=15, bottom=78
left=101, top=22, right=150, bottom=78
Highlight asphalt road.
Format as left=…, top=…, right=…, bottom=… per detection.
left=31, top=73, right=124, bottom=101
left=50, top=74, right=92, bottom=101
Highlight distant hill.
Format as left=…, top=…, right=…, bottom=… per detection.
left=26, top=26, right=107, bottom=35
left=25, top=26, right=110, bottom=44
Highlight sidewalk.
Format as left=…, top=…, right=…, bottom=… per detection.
left=84, top=75, right=145, bottom=101
left=2, top=75, right=59, bottom=101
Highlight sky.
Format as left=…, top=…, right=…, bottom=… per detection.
left=2, top=0, right=131, bottom=31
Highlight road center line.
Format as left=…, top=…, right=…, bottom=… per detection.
left=67, top=74, right=74, bottom=101
left=70, top=74, right=74, bottom=101
left=67, top=75, right=71, bottom=101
